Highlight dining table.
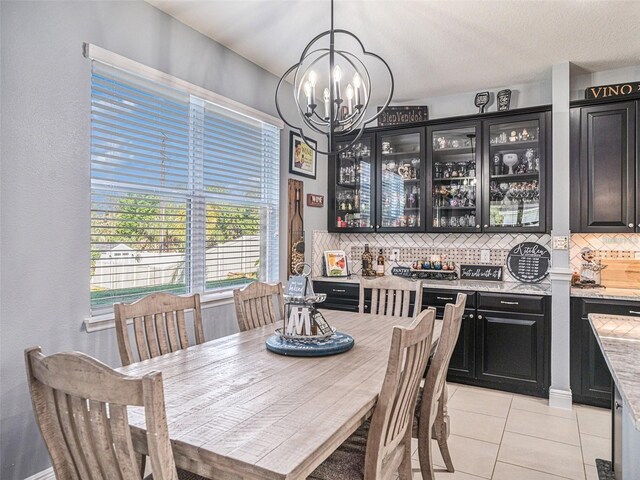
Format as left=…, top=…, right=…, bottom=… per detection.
left=119, top=309, right=443, bottom=480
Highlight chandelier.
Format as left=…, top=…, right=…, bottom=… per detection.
left=275, top=0, right=394, bottom=155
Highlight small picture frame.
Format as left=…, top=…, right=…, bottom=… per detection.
left=323, top=250, right=349, bottom=277
left=289, top=131, right=317, bottom=179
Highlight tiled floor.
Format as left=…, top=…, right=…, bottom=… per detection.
left=409, top=383, right=611, bottom=480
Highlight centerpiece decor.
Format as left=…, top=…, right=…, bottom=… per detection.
left=265, top=264, right=355, bottom=356
left=274, top=0, right=394, bottom=156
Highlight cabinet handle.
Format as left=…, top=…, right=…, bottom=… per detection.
left=629, top=223, right=635, bottom=228
left=629, top=310, right=640, bottom=315
left=484, top=224, right=488, bottom=228
left=376, top=225, right=380, bottom=229
left=437, top=296, right=454, bottom=301
left=500, top=300, right=519, bottom=305
left=333, top=289, right=346, bottom=293
left=478, top=314, right=483, bottom=319
left=476, top=224, right=481, bottom=229
left=468, top=313, right=475, bottom=319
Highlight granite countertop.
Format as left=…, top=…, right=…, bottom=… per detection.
left=589, top=314, right=640, bottom=431
left=312, top=275, right=552, bottom=296
left=572, top=287, right=640, bottom=302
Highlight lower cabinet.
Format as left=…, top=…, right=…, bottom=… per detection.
left=313, top=281, right=551, bottom=396
left=570, top=297, right=640, bottom=408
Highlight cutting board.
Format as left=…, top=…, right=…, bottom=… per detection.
left=600, top=259, right=640, bottom=289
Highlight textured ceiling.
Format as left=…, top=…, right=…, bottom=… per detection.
left=147, top=0, right=640, bottom=103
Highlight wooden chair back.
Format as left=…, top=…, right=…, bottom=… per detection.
left=364, top=307, right=436, bottom=479
left=114, top=292, right=205, bottom=366
left=233, top=281, right=285, bottom=332
left=25, top=347, right=178, bottom=480
left=359, top=276, right=423, bottom=318
left=420, top=293, right=467, bottom=423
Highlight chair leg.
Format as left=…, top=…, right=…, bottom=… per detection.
left=417, top=427, right=435, bottom=480
left=433, top=390, right=454, bottom=473
left=398, top=439, right=413, bottom=480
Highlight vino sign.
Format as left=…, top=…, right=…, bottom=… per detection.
left=585, top=82, right=640, bottom=100
left=460, top=265, right=503, bottom=281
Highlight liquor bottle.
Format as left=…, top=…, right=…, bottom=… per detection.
left=376, top=249, right=385, bottom=276
left=289, top=188, right=304, bottom=275
left=361, top=244, right=374, bottom=276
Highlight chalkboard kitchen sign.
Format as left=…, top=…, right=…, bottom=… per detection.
left=507, top=242, right=551, bottom=283
left=460, top=265, right=503, bottom=281
left=377, top=106, right=428, bottom=126
left=585, top=81, right=640, bottom=100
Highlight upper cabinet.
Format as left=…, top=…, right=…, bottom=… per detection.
left=328, top=108, right=551, bottom=233
left=482, top=113, right=548, bottom=232
left=571, top=100, right=638, bottom=233
left=376, top=128, right=426, bottom=232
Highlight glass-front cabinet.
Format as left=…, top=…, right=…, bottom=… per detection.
left=482, top=113, right=547, bottom=232
left=330, top=134, right=375, bottom=231
left=376, top=128, right=425, bottom=232
left=427, top=122, right=481, bottom=232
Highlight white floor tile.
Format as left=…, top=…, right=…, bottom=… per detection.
left=449, top=408, right=506, bottom=444
left=448, top=387, right=512, bottom=418
left=511, top=394, right=577, bottom=419
left=492, top=461, right=577, bottom=479
left=498, top=431, right=585, bottom=479
left=576, top=405, right=611, bottom=438
left=580, top=433, right=611, bottom=466
left=584, top=464, right=599, bottom=480
left=505, top=408, right=580, bottom=446
left=431, top=434, right=499, bottom=479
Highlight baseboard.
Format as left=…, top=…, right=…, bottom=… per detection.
left=24, top=466, right=54, bottom=480
left=549, top=387, right=573, bottom=410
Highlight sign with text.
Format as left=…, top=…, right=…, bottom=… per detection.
left=460, top=265, right=503, bottom=281
left=507, top=242, right=551, bottom=283
left=306, top=194, right=324, bottom=208
left=585, top=82, right=640, bottom=100
left=287, top=275, right=312, bottom=297
left=377, top=106, right=429, bottom=126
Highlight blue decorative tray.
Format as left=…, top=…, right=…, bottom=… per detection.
left=265, top=331, right=355, bottom=357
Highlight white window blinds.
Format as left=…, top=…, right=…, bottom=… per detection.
left=90, top=57, right=280, bottom=311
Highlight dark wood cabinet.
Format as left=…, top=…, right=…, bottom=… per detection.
left=328, top=107, right=552, bottom=233
left=570, top=101, right=638, bottom=232
left=570, top=297, right=640, bottom=408
left=314, top=281, right=550, bottom=396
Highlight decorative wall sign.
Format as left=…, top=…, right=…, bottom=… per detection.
left=474, top=91, right=490, bottom=113
left=497, top=89, right=512, bottom=111
left=460, top=265, right=503, bottom=281
left=507, top=242, right=551, bottom=283
left=376, top=106, right=429, bottom=126
left=289, top=131, right=317, bottom=179
left=306, top=193, right=324, bottom=208
left=287, top=179, right=304, bottom=279
left=585, top=82, right=640, bottom=100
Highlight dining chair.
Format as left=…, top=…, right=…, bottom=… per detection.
left=24, top=346, right=209, bottom=480
left=233, top=281, right=285, bottom=332
left=309, top=307, right=436, bottom=480
left=359, top=276, right=424, bottom=318
left=114, top=292, right=205, bottom=367
left=413, top=293, right=467, bottom=480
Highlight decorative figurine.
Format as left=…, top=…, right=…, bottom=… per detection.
left=522, top=128, right=530, bottom=140
left=509, top=130, right=518, bottom=142
left=497, top=89, right=512, bottom=111
left=474, top=91, right=490, bottom=113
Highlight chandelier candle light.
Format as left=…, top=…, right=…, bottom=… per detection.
left=275, top=0, right=394, bottom=155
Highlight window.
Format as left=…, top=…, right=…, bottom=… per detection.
left=88, top=47, right=281, bottom=312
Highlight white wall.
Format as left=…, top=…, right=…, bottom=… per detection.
left=0, top=2, right=326, bottom=478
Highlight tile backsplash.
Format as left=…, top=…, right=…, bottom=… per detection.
left=570, top=233, right=640, bottom=272
left=313, top=231, right=552, bottom=283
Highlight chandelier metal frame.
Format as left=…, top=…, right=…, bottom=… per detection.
left=275, top=0, right=394, bottom=156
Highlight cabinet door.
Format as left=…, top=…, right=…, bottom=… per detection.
left=477, top=310, right=546, bottom=391
left=578, top=102, right=636, bottom=232
left=329, top=135, right=376, bottom=232
left=448, top=309, right=476, bottom=379
left=427, top=122, right=482, bottom=232
left=482, top=113, right=548, bottom=233
left=376, top=128, right=426, bottom=232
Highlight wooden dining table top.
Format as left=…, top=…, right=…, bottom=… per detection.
left=119, top=310, right=442, bottom=480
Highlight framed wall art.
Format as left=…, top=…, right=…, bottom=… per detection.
left=289, top=131, right=317, bottom=179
